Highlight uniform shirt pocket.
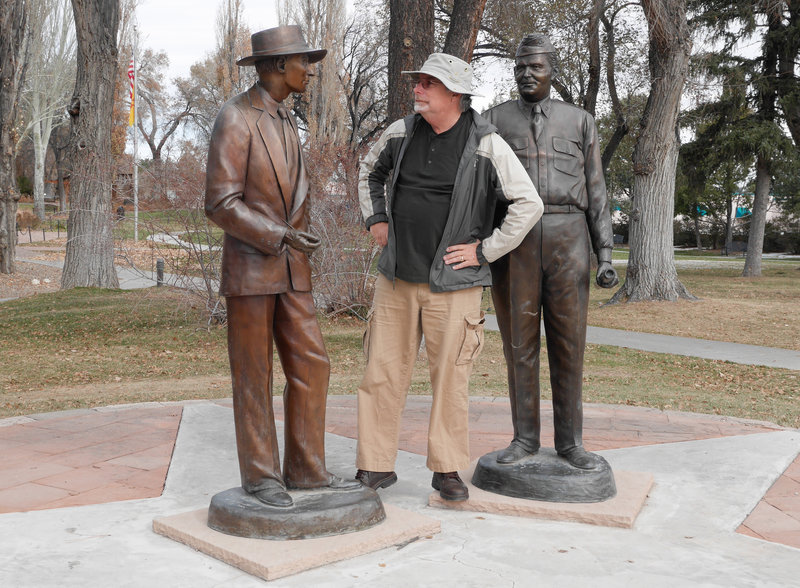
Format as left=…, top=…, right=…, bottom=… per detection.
left=552, top=136, right=583, bottom=177
left=505, top=136, right=529, bottom=157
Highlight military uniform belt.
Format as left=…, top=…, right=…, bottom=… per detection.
left=542, top=204, right=583, bottom=214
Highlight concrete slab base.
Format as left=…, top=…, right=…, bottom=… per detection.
left=429, top=463, right=653, bottom=528
left=153, top=504, right=441, bottom=582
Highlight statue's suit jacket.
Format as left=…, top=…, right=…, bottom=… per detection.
left=205, top=82, right=312, bottom=297
left=204, top=82, right=330, bottom=492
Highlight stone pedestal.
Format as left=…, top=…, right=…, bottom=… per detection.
left=471, top=448, right=616, bottom=503
left=153, top=504, right=441, bottom=582
left=207, top=485, right=385, bottom=540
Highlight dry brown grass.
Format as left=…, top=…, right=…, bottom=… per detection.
left=588, top=265, right=800, bottom=350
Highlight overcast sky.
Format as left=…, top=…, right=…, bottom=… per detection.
left=136, top=0, right=281, bottom=81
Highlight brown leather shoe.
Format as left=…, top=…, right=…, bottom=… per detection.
left=431, top=471, right=468, bottom=501
left=355, top=469, right=398, bottom=490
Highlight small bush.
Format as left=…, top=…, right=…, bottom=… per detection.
left=16, top=175, right=32, bottom=196
left=16, top=210, right=40, bottom=230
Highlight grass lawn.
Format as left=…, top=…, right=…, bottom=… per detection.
left=112, top=209, right=223, bottom=242
left=587, top=265, right=800, bottom=350
left=1, top=272, right=798, bottom=426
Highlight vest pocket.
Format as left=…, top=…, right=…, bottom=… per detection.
left=456, top=310, right=486, bottom=365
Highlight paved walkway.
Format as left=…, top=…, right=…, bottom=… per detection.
left=1, top=397, right=798, bottom=565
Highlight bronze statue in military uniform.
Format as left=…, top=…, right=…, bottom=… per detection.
left=483, top=34, right=618, bottom=471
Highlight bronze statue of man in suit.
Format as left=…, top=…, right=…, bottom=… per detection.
left=205, top=26, right=359, bottom=508
left=483, top=33, right=619, bottom=470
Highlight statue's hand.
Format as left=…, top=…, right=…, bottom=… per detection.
left=596, top=261, right=618, bottom=288
left=284, top=228, right=321, bottom=255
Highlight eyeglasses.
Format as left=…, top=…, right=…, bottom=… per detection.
left=415, top=77, right=442, bottom=90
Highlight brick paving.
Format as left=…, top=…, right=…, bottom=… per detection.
left=0, top=405, right=181, bottom=513
left=1, top=397, right=798, bottom=551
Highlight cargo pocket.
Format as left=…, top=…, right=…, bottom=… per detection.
left=362, top=309, right=374, bottom=362
left=456, top=310, right=485, bottom=365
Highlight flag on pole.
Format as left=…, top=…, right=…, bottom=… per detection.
left=127, top=58, right=135, bottom=126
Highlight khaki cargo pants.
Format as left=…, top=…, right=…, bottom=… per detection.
left=356, top=275, right=485, bottom=473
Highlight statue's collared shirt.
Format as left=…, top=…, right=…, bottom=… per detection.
left=256, top=83, right=301, bottom=193
left=483, top=96, right=614, bottom=258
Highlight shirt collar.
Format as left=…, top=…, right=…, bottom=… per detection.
left=254, top=81, right=282, bottom=118
left=517, top=96, right=551, bottom=118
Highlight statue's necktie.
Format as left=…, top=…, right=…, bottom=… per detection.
left=277, top=106, right=299, bottom=207
left=277, top=106, right=291, bottom=152
left=532, top=103, right=543, bottom=144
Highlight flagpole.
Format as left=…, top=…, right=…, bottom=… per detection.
left=133, top=23, right=139, bottom=242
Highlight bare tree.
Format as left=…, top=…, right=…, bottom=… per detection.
left=610, top=0, right=695, bottom=302
left=0, top=0, right=30, bottom=274
left=279, top=0, right=348, bottom=145
left=175, top=0, right=253, bottom=144
left=215, top=0, right=252, bottom=99
left=19, top=0, right=75, bottom=221
left=135, top=49, right=192, bottom=163
left=62, top=0, right=120, bottom=289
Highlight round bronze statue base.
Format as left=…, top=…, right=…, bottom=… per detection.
left=471, top=448, right=616, bottom=503
left=207, top=485, right=385, bottom=540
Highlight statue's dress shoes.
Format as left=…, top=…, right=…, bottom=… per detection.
left=252, top=481, right=293, bottom=508
left=559, top=446, right=603, bottom=469
left=326, top=474, right=362, bottom=490
left=431, top=471, right=469, bottom=501
left=496, top=440, right=538, bottom=464
left=355, top=469, right=398, bottom=490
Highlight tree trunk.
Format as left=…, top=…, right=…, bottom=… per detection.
left=32, top=107, right=55, bottom=221
left=724, top=194, right=733, bottom=255
left=62, top=0, right=120, bottom=289
left=742, top=11, right=780, bottom=277
left=387, top=0, right=433, bottom=121
left=693, top=212, right=702, bottom=250
left=610, top=0, right=695, bottom=303
left=742, top=155, right=770, bottom=277
left=442, top=0, right=487, bottom=62
left=0, top=0, right=29, bottom=275
left=50, top=125, right=70, bottom=211
left=584, top=0, right=602, bottom=116
left=600, top=12, right=628, bottom=174
left=776, top=5, right=800, bottom=148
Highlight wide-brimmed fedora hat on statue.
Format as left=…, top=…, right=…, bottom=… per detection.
left=236, top=25, right=327, bottom=67
left=402, top=53, right=480, bottom=96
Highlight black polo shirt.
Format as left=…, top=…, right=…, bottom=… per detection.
left=393, top=112, right=471, bottom=283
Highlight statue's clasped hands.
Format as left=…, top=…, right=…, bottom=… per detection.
left=284, top=227, right=321, bottom=256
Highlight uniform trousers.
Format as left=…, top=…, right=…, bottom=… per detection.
left=356, top=275, right=484, bottom=473
left=490, top=213, right=590, bottom=454
left=226, top=292, right=331, bottom=493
